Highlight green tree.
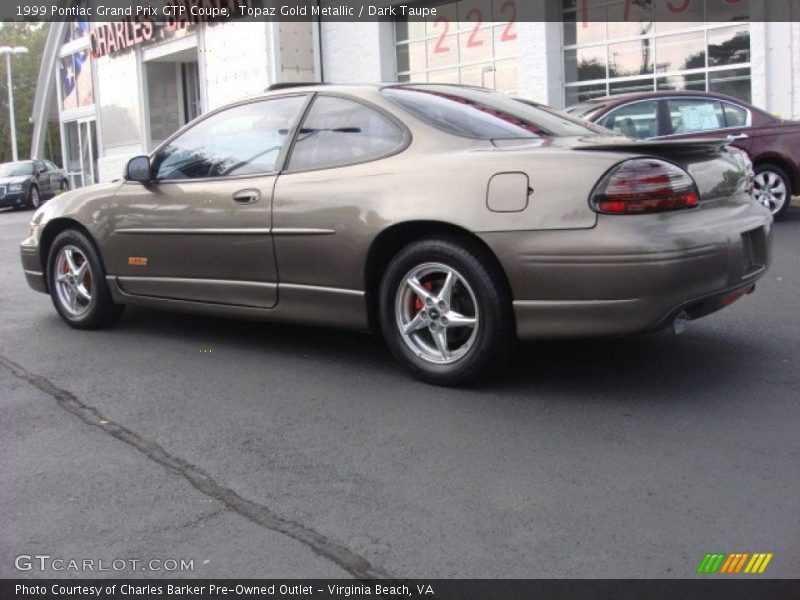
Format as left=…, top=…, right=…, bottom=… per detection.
left=0, top=22, right=60, bottom=164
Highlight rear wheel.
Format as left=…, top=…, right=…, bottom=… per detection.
left=379, top=238, right=515, bottom=386
left=47, top=229, right=124, bottom=329
left=754, top=164, right=792, bottom=218
left=27, top=185, right=40, bottom=210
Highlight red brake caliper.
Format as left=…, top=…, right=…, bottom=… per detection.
left=414, top=281, right=434, bottom=313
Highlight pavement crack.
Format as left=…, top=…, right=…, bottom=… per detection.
left=0, top=354, right=393, bottom=580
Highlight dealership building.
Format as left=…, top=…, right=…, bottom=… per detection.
left=30, top=0, right=800, bottom=188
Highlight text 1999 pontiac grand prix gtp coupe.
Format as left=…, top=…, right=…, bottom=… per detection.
left=20, top=84, right=772, bottom=385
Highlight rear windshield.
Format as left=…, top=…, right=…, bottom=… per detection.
left=382, top=85, right=599, bottom=139
left=0, top=161, right=34, bottom=177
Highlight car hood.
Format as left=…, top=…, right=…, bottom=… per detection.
left=0, top=176, right=31, bottom=186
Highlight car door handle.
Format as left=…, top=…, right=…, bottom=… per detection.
left=232, top=189, right=261, bottom=205
left=727, top=133, right=748, bottom=141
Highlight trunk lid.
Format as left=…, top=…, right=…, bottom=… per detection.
left=570, top=136, right=752, bottom=206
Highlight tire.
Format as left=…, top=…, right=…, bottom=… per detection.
left=47, top=229, right=124, bottom=329
left=754, top=163, right=792, bottom=218
left=27, top=185, right=40, bottom=210
left=379, top=237, right=515, bottom=386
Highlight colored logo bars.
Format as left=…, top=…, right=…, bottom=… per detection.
left=697, top=553, right=774, bottom=574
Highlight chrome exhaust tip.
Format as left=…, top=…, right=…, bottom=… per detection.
left=673, top=311, right=689, bottom=336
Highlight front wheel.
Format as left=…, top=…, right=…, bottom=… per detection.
left=47, top=229, right=124, bottom=329
left=754, top=164, right=792, bottom=218
left=379, top=238, right=515, bottom=386
left=27, top=186, right=40, bottom=210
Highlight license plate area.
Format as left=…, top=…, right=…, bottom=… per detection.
left=741, top=227, right=766, bottom=276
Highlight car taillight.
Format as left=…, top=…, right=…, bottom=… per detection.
left=590, top=158, right=700, bottom=215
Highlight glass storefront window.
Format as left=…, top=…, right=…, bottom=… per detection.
left=709, top=67, right=751, bottom=102
left=63, top=119, right=97, bottom=189
left=395, top=0, right=519, bottom=93
left=563, top=1, right=752, bottom=106
left=655, top=31, right=706, bottom=73
left=608, top=39, right=654, bottom=77
left=708, top=25, right=750, bottom=66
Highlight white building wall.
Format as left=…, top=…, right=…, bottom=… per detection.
left=750, top=1, right=796, bottom=119
left=201, top=21, right=274, bottom=110
left=793, top=4, right=800, bottom=119
left=320, top=21, right=395, bottom=82
left=516, top=21, right=564, bottom=107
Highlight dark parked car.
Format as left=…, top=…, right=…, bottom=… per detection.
left=0, top=159, right=69, bottom=210
left=567, top=91, right=800, bottom=217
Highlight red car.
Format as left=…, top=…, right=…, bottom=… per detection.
left=567, top=91, right=800, bottom=217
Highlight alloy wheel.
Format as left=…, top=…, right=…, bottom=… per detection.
left=754, top=170, right=788, bottom=215
left=395, top=262, right=479, bottom=365
left=54, top=245, right=94, bottom=317
left=30, top=187, right=40, bottom=209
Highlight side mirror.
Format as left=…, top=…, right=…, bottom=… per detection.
left=125, top=155, right=152, bottom=183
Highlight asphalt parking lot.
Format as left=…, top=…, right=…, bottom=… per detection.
left=1, top=205, right=798, bottom=580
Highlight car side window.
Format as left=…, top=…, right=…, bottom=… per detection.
left=44, top=160, right=58, bottom=171
left=598, top=101, right=659, bottom=139
left=35, top=160, right=46, bottom=173
left=666, top=98, right=726, bottom=134
left=151, top=95, right=307, bottom=180
left=722, top=102, right=748, bottom=128
left=288, top=96, right=405, bottom=172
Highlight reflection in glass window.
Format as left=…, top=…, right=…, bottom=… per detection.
left=565, top=83, right=608, bottom=106
left=607, top=3, right=654, bottom=40
left=598, top=100, right=659, bottom=139
left=562, top=7, right=606, bottom=46
left=395, top=0, right=519, bottom=93
left=564, top=46, right=608, bottom=83
left=657, top=73, right=706, bottom=92
left=152, top=96, right=307, bottom=180
left=289, top=97, right=406, bottom=171
left=610, top=78, right=655, bottom=95
left=562, top=2, right=752, bottom=107
left=708, top=26, right=750, bottom=66
left=655, top=1, right=705, bottom=33
left=706, top=0, right=751, bottom=24
left=656, top=31, right=706, bottom=73
left=608, top=39, right=654, bottom=77
left=709, top=67, right=751, bottom=103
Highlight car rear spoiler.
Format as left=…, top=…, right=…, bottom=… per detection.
left=574, top=137, right=730, bottom=160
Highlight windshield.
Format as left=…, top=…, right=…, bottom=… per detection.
left=382, top=85, right=599, bottom=139
left=0, top=162, right=34, bottom=177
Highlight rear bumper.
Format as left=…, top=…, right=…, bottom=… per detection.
left=480, top=201, right=773, bottom=339
left=20, top=237, right=47, bottom=293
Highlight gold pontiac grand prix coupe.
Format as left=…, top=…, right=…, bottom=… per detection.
left=21, top=84, right=772, bottom=385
